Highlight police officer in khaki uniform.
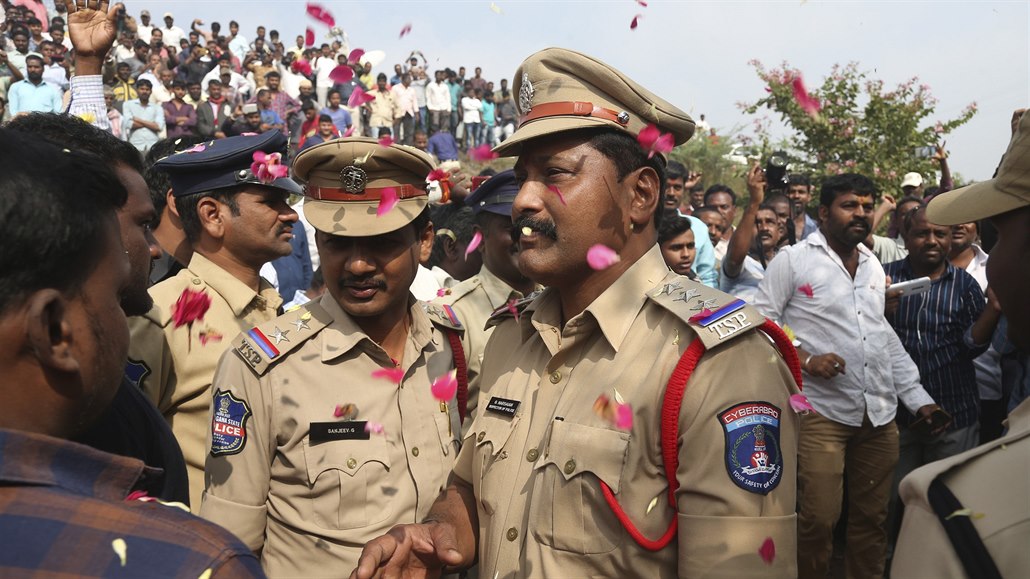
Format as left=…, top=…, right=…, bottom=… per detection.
left=128, top=131, right=300, bottom=508
left=201, top=137, right=463, bottom=577
left=355, top=48, right=801, bottom=578
left=433, top=169, right=541, bottom=423
left=891, top=111, right=1030, bottom=578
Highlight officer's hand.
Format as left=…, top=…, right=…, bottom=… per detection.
left=805, top=353, right=846, bottom=379
left=350, top=521, right=465, bottom=579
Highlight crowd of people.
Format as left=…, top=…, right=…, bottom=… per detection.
left=0, top=1, right=1027, bottom=578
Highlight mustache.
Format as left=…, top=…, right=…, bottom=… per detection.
left=512, top=215, right=558, bottom=241
left=340, top=276, right=386, bottom=289
left=848, top=219, right=870, bottom=232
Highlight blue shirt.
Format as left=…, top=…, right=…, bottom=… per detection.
left=428, top=131, right=460, bottom=162
left=7, top=79, right=62, bottom=115
left=883, top=259, right=988, bottom=429
left=447, top=81, right=462, bottom=110
left=260, top=108, right=284, bottom=129
left=319, top=106, right=353, bottom=134
left=121, top=99, right=166, bottom=151
left=482, top=100, right=496, bottom=126
left=270, top=220, right=313, bottom=302
left=683, top=214, right=718, bottom=288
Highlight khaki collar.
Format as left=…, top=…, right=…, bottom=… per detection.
left=524, top=245, right=668, bottom=353
left=318, top=293, right=435, bottom=365
left=477, top=265, right=537, bottom=310
left=187, top=253, right=281, bottom=317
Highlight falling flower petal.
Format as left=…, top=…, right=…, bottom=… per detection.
left=614, top=403, right=634, bottom=430
left=306, top=3, right=336, bottom=27
left=172, top=288, right=211, bottom=328
left=112, top=538, right=127, bottom=567
left=348, top=87, right=376, bottom=108
left=198, top=330, right=223, bottom=346
left=329, top=65, right=354, bottom=84
left=377, top=187, right=399, bottom=217
left=431, top=370, right=458, bottom=402
left=347, top=48, right=365, bottom=65
left=593, top=394, right=633, bottom=430
left=490, top=2, right=503, bottom=13
left=304, top=27, right=315, bottom=47
left=364, top=421, right=385, bottom=435
left=436, top=288, right=450, bottom=297
left=636, top=123, right=674, bottom=159
left=333, top=403, right=358, bottom=419
left=758, top=537, right=775, bottom=565
left=291, top=59, right=313, bottom=76
left=371, top=367, right=405, bottom=384
left=547, top=184, right=567, bottom=206
left=635, top=0, right=648, bottom=5
left=378, top=135, right=395, bottom=148
left=399, top=23, right=412, bottom=38
left=586, top=244, right=620, bottom=270
left=185, top=143, right=206, bottom=154
left=343, top=126, right=355, bottom=138
left=250, top=151, right=287, bottom=184
left=506, top=297, right=521, bottom=323
left=125, top=490, right=149, bottom=501
left=798, top=283, right=814, bottom=298
left=688, top=309, right=715, bottom=323
left=427, top=168, right=449, bottom=183
left=630, top=14, right=642, bottom=29
left=791, top=75, right=821, bottom=118
left=465, top=231, right=482, bottom=259
left=789, top=394, right=815, bottom=414
left=468, top=144, right=498, bottom=162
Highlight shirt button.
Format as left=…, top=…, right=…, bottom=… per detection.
left=526, top=448, right=539, bottom=462
left=564, top=459, right=576, bottom=474
left=549, top=371, right=562, bottom=384
left=411, top=447, right=420, bottom=457
left=506, top=527, right=518, bottom=541
left=477, top=431, right=486, bottom=442
left=346, top=458, right=357, bottom=469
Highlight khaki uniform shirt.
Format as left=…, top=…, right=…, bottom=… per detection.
left=200, top=294, right=462, bottom=577
left=128, top=253, right=282, bottom=508
left=892, top=397, right=1030, bottom=578
left=432, top=266, right=539, bottom=423
left=452, top=246, right=800, bottom=578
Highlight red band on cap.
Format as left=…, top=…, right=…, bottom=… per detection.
left=305, top=184, right=424, bottom=202
left=519, top=101, right=629, bottom=127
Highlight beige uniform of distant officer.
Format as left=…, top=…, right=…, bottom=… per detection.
left=129, top=256, right=282, bottom=507
left=201, top=138, right=463, bottom=577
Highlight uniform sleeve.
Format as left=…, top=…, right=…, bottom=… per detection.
left=199, top=346, right=275, bottom=551
left=752, top=251, right=793, bottom=322
left=127, top=313, right=174, bottom=412
left=675, top=330, right=799, bottom=578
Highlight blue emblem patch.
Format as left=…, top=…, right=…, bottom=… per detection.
left=718, top=401, right=783, bottom=495
left=124, top=359, right=151, bottom=390
left=211, top=389, right=252, bottom=456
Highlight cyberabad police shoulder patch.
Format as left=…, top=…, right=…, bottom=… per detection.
left=718, top=401, right=783, bottom=495
left=211, top=389, right=252, bottom=456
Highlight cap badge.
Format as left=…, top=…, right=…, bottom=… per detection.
left=518, top=72, right=534, bottom=115
left=339, top=166, right=368, bottom=194
left=617, top=111, right=631, bottom=125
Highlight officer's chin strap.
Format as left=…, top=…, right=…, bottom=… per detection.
left=599, top=318, right=803, bottom=552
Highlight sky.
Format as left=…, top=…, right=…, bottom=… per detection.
left=136, top=0, right=1029, bottom=182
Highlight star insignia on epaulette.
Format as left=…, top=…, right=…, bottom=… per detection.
left=653, top=282, right=683, bottom=297
left=691, top=298, right=719, bottom=311
left=268, top=326, right=290, bottom=345
left=291, top=316, right=310, bottom=331
left=674, top=288, right=702, bottom=303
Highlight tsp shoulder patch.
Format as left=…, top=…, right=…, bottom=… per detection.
left=718, top=401, right=784, bottom=495
left=211, top=389, right=252, bottom=456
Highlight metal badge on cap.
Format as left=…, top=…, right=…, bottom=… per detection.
left=339, top=166, right=367, bottom=194
left=519, top=72, right=534, bottom=114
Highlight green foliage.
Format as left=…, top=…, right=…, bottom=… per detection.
left=668, top=129, right=749, bottom=201
left=739, top=60, right=977, bottom=194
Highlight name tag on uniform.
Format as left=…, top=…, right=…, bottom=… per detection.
left=310, top=421, right=370, bottom=442
left=485, top=396, right=520, bottom=417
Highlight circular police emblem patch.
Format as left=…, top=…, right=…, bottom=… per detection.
left=518, top=72, right=534, bottom=115
left=718, top=401, right=783, bottom=495
left=339, top=166, right=368, bottom=193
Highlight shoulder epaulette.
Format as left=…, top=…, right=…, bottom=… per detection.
left=422, top=302, right=464, bottom=332
left=232, top=302, right=331, bottom=376
left=431, top=276, right=480, bottom=306
left=485, top=291, right=539, bottom=328
left=646, top=274, right=763, bottom=350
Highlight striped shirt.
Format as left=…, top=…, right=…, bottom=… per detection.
left=0, top=429, right=265, bottom=578
left=883, top=259, right=988, bottom=429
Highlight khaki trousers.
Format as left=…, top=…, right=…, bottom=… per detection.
left=798, top=412, right=899, bottom=579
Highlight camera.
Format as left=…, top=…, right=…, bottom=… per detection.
left=765, top=150, right=789, bottom=194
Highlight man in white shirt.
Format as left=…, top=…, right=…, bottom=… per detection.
left=312, top=44, right=335, bottom=108
left=753, top=172, right=940, bottom=579
left=136, top=10, right=153, bottom=43
left=227, top=20, right=249, bottom=70
left=390, top=72, right=417, bottom=145
left=160, top=13, right=185, bottom=53
left=426, top=69, right=451, bottom=134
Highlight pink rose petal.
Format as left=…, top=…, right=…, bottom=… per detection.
left=304, top=27, right=315, bottom=47
left=630, top=14, right=642, bottom=29
left=468, top=144, right=498, bottom=162
left=789, top=394, right=815, bottom=414
left=427, top=168, right=449, bottom=183
left=798, top=283, right=814, bottom=298
left=586, top=244, right=620, bottom=270
left=292, top=59, right=312, bottom=76
left=506, top=297, right=521, bottom=323
left=436, top=288, right=448, bottom=297
left=185, top=143, right=206, bottom=153
left=614, top=403, right=634, bottom=430
left=329, top=65, right=354, bottom=84
left=347, top=87, right=376, bottom=108
left=364, top=421, right=385, bottom=435
left=430, top=370, right=458, bottom=402
left=636, top=0, right=648, bottom=5
left=759, top=537, right=776, bottom=565
left=347, top=48, right=365, bottom=65
left=371, top=367, right=404, bottom=384
left=342, top=126, right=355, bottom=138
left=637, top=123, right=674, bottom=159
left=306, top=3, right=335, bottom=27
left=547, top=184, right=566, bottom=206
left=378, top=135, right=395, bottom=148
left=399, top=23, right=412, bottom=38
left=376, top=188, right=399, bottom=217
left=791, top=75, right=821, bottom=118
left=125, top=490, right=150, bottom=501
left=465, top=231, right=482, bottom=260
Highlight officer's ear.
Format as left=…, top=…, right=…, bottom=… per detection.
left=197, top=196, right=226, bottom=240
left=628, top=164, right=661, bottom=232
left=418, top=219, right=434, bottom=263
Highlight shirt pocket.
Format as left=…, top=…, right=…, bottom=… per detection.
left=471, top=414, right=520, bottom=517
left=431, top=403, right=461, bottom=459
left=532, top=420, right=630, bottom=554
left=302, top=435, right=393, bottom=531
